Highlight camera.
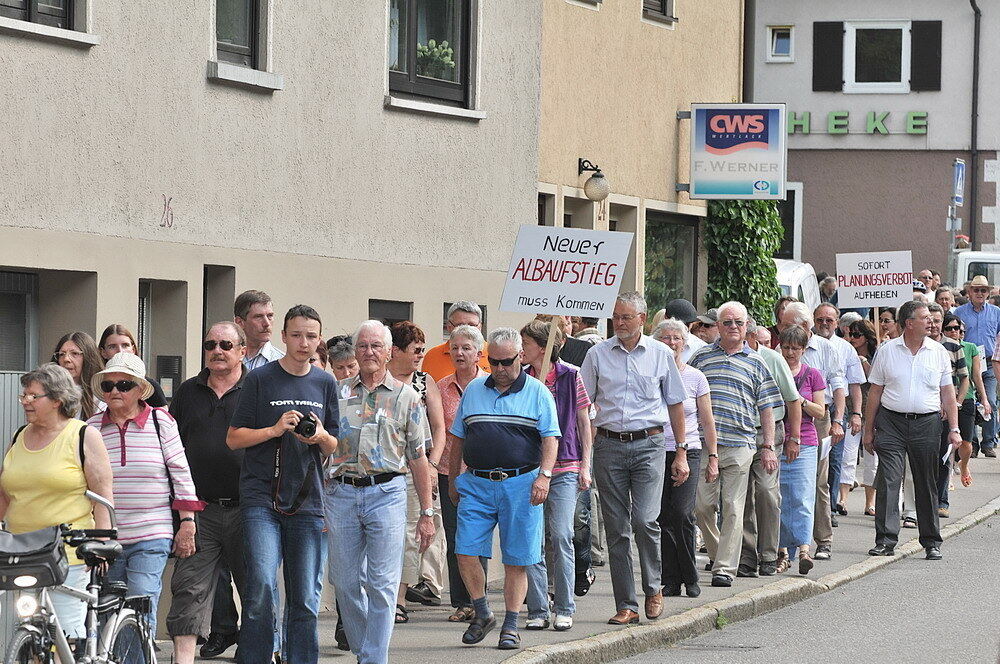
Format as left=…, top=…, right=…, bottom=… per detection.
left=294, top=412, right=317, bottom=438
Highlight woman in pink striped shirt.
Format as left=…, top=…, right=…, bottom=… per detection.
left=86, top=352, right=204, bottom=633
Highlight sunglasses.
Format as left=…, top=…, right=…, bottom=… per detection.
left=203, top=340, right=237, bottom=351
left=487, top=356, right=518, bottom=367
left=100, top=379, right=138, bottom=393
left=943, top=325, right=962, bottom=332
left=720, top=320, right=746, bottom=328
left=848, top=332, right=863, bottom=338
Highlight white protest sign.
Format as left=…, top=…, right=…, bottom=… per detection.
left=499, top=226, right=634, bottom=318
left=835, top=251, right=913, bottom=309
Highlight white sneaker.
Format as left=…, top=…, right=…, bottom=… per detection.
left=553, top=614, right=573, bottom=631
left=525, top=617, right=550, bottom=630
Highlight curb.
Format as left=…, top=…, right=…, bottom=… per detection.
left=504, top=495, right=1000, bottom=664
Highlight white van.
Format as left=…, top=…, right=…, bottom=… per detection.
left=774, top=259, right=821, bottom=312
left=955, top=251, right=1000, bottom=288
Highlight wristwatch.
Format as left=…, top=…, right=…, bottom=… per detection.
left=786, top=436, right=800, bottom=443
left=708, top=453, right=719, bottom=459
left=540, top=469, right=553, bottom=478
left=950, top=427, right=961, bottom=434
left=677, top=441, right=689, bottom=450
left=759, top=443, right=774, bottom=451
left=420, top=508, right=435, bottom=517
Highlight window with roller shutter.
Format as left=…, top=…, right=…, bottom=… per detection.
left=643, top=0, right=676, bottom=23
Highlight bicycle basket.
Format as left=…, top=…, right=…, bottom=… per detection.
left=0, top=526, right=68, bottom=590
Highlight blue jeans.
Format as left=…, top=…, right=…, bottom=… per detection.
left=236, top=507, right=325, bottom=664
left=526, top=471, right=578, bottom=618
left=325, top=475, right=407, bottom=664
left=106, top=538, right=171, bottom=634
left=980, top=368, right=998, bottom=451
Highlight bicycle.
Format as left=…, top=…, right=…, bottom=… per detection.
left=1, top=491, right=158, bottom=664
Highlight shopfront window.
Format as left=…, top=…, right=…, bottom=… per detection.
left=644, top=212, right=697, bottom=308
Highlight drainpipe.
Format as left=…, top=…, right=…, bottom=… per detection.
left=969, top=0, right=982, bottom=249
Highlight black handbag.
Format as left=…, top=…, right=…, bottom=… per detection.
left=0, top=526, right=68, bottom=590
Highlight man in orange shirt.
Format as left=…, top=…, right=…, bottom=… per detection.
left=422, top=301, right=492, bottom=381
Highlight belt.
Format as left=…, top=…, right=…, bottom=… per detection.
left=469, top=465, right=538, bottom=481
left=597, top=426, right=663, bottom=442
left=334, top=472, right=403, bottom=487
left=881, top=408, right=937, bottom=421
left=206, top=498, right=239, bottom=508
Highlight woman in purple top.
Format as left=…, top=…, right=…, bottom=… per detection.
left=777, top=326, right=826, bottom=575
left=652, top=319, right=719, bottom=598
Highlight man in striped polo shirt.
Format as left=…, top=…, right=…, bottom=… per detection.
left=690, top=301, right=783, bottom=588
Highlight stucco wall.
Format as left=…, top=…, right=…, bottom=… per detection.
left=749, top=0, right=996, bottom=151
left=539, top=0, right=744, bottom=204
left=0, top=1, right=541, bottom=273
left=790, top=149, right=998, bottom=275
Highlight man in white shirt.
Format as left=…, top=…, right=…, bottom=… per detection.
left=862, top=301, right=962, bottom=560
left=235, top=290, right=285, bottom=372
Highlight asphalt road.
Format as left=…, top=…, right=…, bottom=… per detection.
left=620, top=515, right=1000, bottom=664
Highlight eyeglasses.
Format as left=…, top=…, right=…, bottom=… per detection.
left=410, top=347, right=426, bottom=355
left=487, top=356, right=518, bottom=367
left=612, top=314, right=638, bottom=322
left=17, top=393, right=50, bottom=403
left=203, top=340, right=237, bottom=351
left=55, top=351, right=83, bottom=360
left=100, top=379, right=138, bottom=393
left=815, top=318, right=837, bottom=324
left=848, top=332, right=863, bottom=338
left=356, top=343, right=386, bottom=353
left=943, top=325, right=962, bottom=332
left=879, top=318, right=894, bottom=324
left=972, top=287, right=990, bottom=293
left=720, top=320, right=746, bottom=328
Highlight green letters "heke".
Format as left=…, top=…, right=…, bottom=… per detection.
left=787, top=111, right=928, bottom=135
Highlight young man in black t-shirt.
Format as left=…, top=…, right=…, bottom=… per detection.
left=228, top=305, right=339, bottom=664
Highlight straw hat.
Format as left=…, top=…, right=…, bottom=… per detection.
left=92, top=352, right=154, bottom=401
left=969, top=275, right=991, bottom=289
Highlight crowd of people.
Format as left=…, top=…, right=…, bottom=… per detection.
left=1, top=271, right=996, bottom=663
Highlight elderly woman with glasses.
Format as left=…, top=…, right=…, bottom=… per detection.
left=0, top=363, right=114, bottom=642
left=53, top=331, right=105, bottom=420
left=943, top=315, right=988, bottom=489
left=86, top=352, right=204, bottom=634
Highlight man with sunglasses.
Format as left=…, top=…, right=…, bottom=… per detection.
left=448, top=327, right=560, bottom=650
left=166, top=322, right=249, bottom=663
left=957, top=275, right=1000, bottom=457
left=580, top=292, right=688, bottom=625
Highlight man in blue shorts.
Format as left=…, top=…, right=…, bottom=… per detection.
left=447, top=327, right=560, bottom=651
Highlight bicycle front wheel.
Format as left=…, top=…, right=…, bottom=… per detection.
left=108, top=613, right=154, bottom=664
left=3, top=627, right=49, bottom=664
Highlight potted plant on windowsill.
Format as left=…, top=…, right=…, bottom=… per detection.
left=416, top=39, right=456, bottom=80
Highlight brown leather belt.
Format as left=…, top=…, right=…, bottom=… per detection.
left=597, top=426, right=664, bottom=442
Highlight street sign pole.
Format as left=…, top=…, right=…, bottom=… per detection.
left=949, top=159, right=966, bottom=286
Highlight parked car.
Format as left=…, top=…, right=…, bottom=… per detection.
left=774, top=258, right=820, bottom=312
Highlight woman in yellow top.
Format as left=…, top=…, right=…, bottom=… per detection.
left=0, top=363, right=114, bottom=642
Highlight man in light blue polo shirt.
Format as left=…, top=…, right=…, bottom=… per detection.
left=447, top=327, right=560, bottom=651
left=956, top=275, right=1000, bottom=457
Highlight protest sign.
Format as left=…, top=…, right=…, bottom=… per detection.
left=835, top=251, right=913, bottom=309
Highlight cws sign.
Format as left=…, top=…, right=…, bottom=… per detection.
left=689, top=103, right=786, bottom=200
left=500, top=226, right=634, bottom=318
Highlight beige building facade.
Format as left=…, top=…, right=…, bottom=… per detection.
left=537, top=0, right=746, bottom=311
left=0, top=1, right=542, bottom=431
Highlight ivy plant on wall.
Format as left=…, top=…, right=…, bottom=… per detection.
left=704, top=200, right=784, bottom=326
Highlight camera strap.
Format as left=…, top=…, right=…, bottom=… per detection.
left=271, top=427, right=317, bottom=516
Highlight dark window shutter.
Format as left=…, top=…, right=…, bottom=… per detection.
left=812, top=22, right=844, bottom=91
left=643, top=0, right=664, bottom=14
left=910, top=20, right=942, bottom=91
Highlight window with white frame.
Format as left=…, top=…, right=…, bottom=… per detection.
left=844, top=20, right=910, bottom=94
left=767, top=25, right=793, bottom=62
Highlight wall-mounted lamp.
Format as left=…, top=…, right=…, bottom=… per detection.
left=578, top=158, right=611, bottom=202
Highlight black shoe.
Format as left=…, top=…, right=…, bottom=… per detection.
left=704, top=559, right=714, bottom=571
left=574, top=568, right=596, bottom=597
left=758, top=560, right=777, bottom=576
left=984, top=448, right=997, bottom=458
left=831, top=515, right=839, bottom=528
left=814, top=545, right=831, bottom=560
left=835, top=503, right=848, bottom=516
left=736, top=564, right=758, bottom=578
left=868, top=544, right=895, bottom=556
left=406, top=581, right=442, bottom=606
left=462, top=615, right=497, bottom=645
left=711, top=574, right=732, bottom=587
left=200, top=632, right=238, bottom=659
left=335, top=619, right=350, bottom=652
left=662, top=583, right=682, bottom=597
left=925, top=547, right=943, bottom=560
left=685, top=582, right=701, bottom=598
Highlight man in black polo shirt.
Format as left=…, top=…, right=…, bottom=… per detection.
left=166, top=321, right=248, bottom=664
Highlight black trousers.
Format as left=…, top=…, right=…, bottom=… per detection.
left=873, top=410, right=942, bottom=549
left=659, top=449, right=702, bottom=586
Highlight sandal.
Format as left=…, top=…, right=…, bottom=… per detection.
left=395, top=604, right=409, bottom=624
left=775, top=552, right=790, bottom=574
left=864, top=507, right=876, bottom=517
left=798, top=552, right=814, bottom=575
left=497, top=629, right=521, bottom=650
left=962, top=472, right=973, bottom=487
left=448, top=607, right=475, bottom=622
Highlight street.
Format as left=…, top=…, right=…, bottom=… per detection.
left=619, top=515, right=1000, bottom=664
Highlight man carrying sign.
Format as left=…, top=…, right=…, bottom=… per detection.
left=580, top=292, right=688, bottom=625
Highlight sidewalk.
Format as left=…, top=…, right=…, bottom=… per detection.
left=164, top=456, right=1000, bottom=663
